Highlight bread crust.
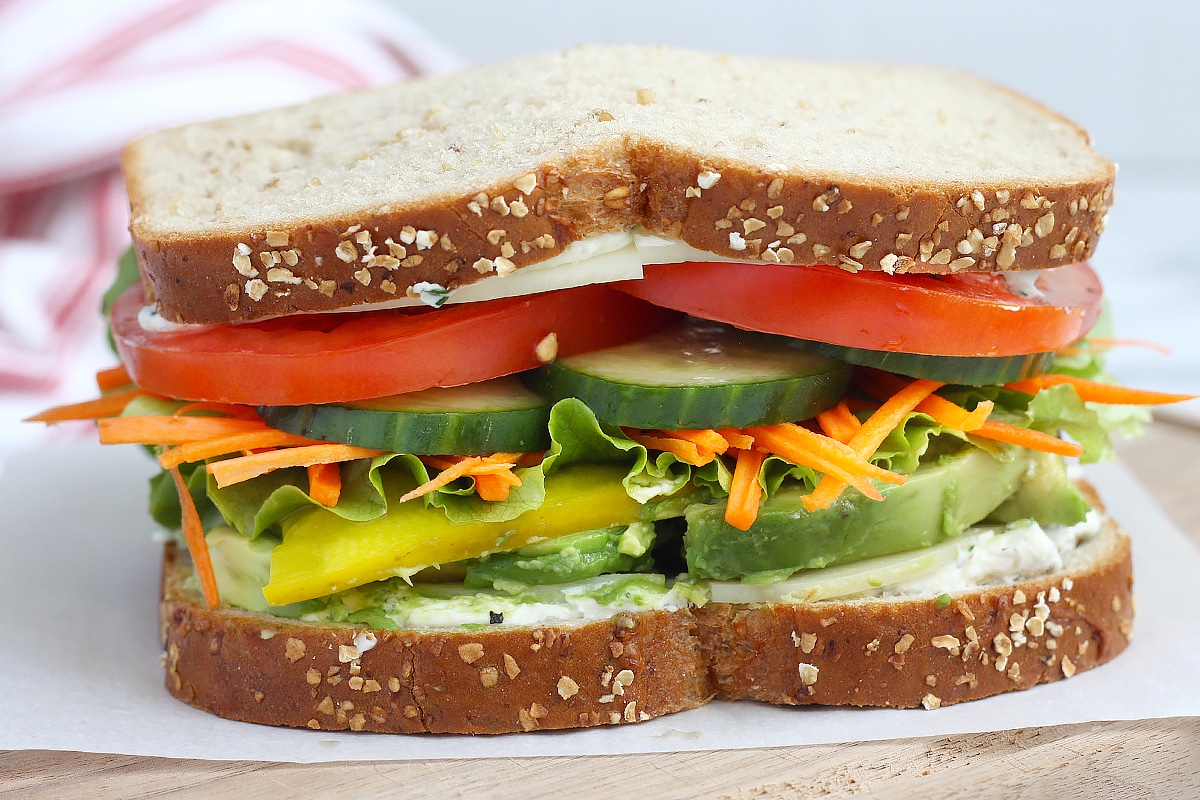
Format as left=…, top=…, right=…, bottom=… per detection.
left=130, top=145, right=1113, bottom=325
left=693, top=518, right=1133, bottom=709
left=160, top=543, right=714, bottom=734
left=125, top=53, right=1115, bottom=324
left=160, top=515, right=1132, bottom=731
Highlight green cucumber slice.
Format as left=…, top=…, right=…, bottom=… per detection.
left=259, top=377, right=552, bottom=455
left=788, top=339, right=1053, bottom=386
left=525, top=318, right=852, bottom=429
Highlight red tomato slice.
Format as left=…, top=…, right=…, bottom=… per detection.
left=113, top=284, right=679, bottom=405
left=618, top=262, right=1102, bottom=357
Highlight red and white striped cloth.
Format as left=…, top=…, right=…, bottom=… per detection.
left=0, top=0, right=463, bottom=460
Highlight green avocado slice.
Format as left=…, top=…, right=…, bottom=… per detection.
left=684, top=445, right=1084, bottom=582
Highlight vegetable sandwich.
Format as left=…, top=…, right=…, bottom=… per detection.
left=32, top=47, right=1194, bottom=734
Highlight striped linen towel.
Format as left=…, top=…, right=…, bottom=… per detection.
left=0, top=0, right=462, bottom=462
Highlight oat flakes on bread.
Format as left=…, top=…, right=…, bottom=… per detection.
left=161, top=515, right=1132, bottom=732
left=124, top=46, right=1115, bottom=324
left=27, top=44, right=1170, bottom=738
left=695, top=513, right=1133, bottom=710
left=161, top=544, right=714, bottom=735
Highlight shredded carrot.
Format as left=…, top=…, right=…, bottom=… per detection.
left=98, top=415, right=268, bottom=446
left=915, top=395, right=995, bottom=432
left=95, top=364, right=133, bottom=392
left=662, top=429, right=729, bottom=456
left=622, top=429, right=713, bottom=466
left=420, top=455, right=466, bottom=471
left=172, top=401, right=263, bottom=421
left=307, top=462, right=342, bottom=507
left=971, top=420, right=1084, bottom=457
left=516, top=451, right=546, bottom=467
left=400, top=457, right=483, bottom=503
left=724, top=448, right=767, bottom=531
left=816, top=401, right=862, bottom=444
left=1058, top=337, right=1171, bottom=357
left=421, top=454, right=518, bottom=472
left=25, top=386, right=148, bottom=423
left=804, top=377, right=942, bottom=511
left=208, top=443, right=385, bottom=488
left=716, top=428, right=755, bottom=450
left=158, top=429, right=318, bottom=469
left=168, top=466, right=220, bottom=609
left=454, top=461, right=522, bottom=476
left=474, top=470, right=522, bottom=501
left=1005, top=374, right=1196, bottom=405
left=405, top=454, right=523, bottom=503
left=746, top=423, right=905, bottom=504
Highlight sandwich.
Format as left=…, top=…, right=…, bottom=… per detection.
left=31, top=46, right=1194, bottom=734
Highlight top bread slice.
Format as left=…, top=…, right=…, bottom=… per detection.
left=124, top=46, right=1116, bottom=324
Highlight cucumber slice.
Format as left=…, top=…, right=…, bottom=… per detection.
left=525, top=319, right=851, bottom=429
left=788, top=339, right=1053, bottom=386
left=259, top=377, right=552, bottom=455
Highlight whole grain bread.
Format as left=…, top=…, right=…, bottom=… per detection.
left=125, top=46, right=1115, bottom=324
left=695, top=517, right=1133, bottom=709
left=160, top=514, right=1132, bottom=733
left=160, top=543, right=714, bottom=735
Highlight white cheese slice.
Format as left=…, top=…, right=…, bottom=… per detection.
left=138, top=229, right=750, bottom=330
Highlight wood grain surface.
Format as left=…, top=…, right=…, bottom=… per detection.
left=4, top=420, right=1199, bottom=799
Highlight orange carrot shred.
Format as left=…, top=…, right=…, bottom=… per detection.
left=1057, top=337, right=1171, bottom=357
left=98, top=415, right=268, bottom=446
left=805, top=378, right=941, bottom=511
left=725, top=448, right=767, bottom=531
left=971, top=420, right=1084, bottom=457
left=400, top=457, right=482, bottom=503
left=662, top=429, right=729, bottom=456
left=208, top=443, right=385, bottom=488
left=420, top=455, right=464, bottom=471
left=746, top=423, right=905, bottom=505
left=307, top=462, right=342, bottom=507
left=416, top=453, right=522, bottom=502
left=95, top=364, right=133, bottom=392
left=25, top=386, right=147, bottom=423
left=1005, top=374, right=1196, bottom=405
left=516, top=451, right=546, bottom=467
left=816, top=401, right=862, bottom=443
left=622, top=429, right=713, bottom=466
left=915, top=395, right=994, bottom=432
left=172, top=401, right=263, bottom=421
left=158, top=429, right=318, bottom=469
left=474, top=471, right=522, bottom=502
left=168, top=466, right=220, bottom=609
left=716, top=428, right=755, bottom=450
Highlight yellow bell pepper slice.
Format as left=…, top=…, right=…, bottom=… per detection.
left=263, top=464, right=641, bottom=606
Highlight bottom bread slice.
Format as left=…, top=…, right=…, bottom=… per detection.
left=160, top=543, right=715, bottom=734
left=693, top=516, right=1133, bottom=709
left=160, top=516, right=1132, bottom=732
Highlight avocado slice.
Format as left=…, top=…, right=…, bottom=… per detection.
left=684, top=445, right=1081, bottom=582
left=462, top=522, right=656, bottom=588
left=987, top=450, right=1091, bottom=526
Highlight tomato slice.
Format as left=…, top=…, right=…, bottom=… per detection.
left=618, top=262, right=1102, bottom=357
left=113, top=284, right=679, bottom=405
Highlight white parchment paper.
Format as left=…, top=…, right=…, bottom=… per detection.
left=1, top=442, right=1197, bottom=762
